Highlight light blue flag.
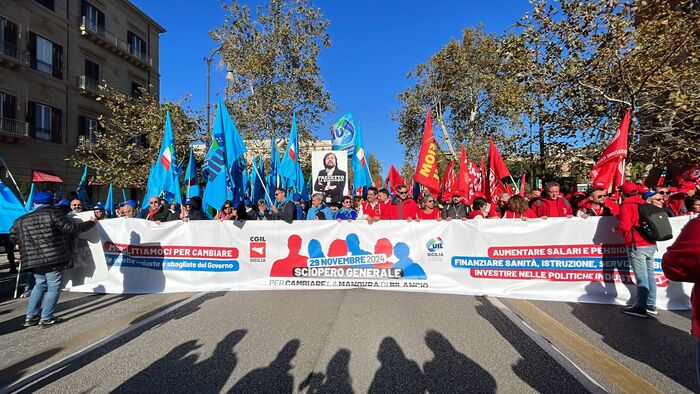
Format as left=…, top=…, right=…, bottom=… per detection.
left=203, top=100, right=248, bottom=211
left=279, top=113, right=299, bottom=190
left=142, top=162, right=157, bottom=208
left=144, top=112, right=182, bottom=206
left=121, top=189, right=127, bottom=203
left=24, top=183, right=35, bottom=212
left=76, top=165, right=89, bottom=204
left=105, top=184, right=114, bottom=217
left=331, top=112, right=356, bottom=158
left=266, top=137, right=280, bottom=201
left=0, top=179, right=26, bottom=233
left=352, top=122, right=373, bottom=190
left=185, top=148, right=200, bottom=198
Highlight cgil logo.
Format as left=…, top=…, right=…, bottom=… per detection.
left=426, top=237, right=444, bottom=253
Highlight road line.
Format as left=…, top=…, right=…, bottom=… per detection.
left=504, top=298, right=663, bottom=394
left=0, top=292, right=205, bottom=394
left=489, top=297, right=607, bottom=393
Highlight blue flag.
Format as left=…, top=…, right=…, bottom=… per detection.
left=202, top=99, right=248, bottom=211
left=24, top=182, right=35, bottom=212
left=0, top=180, right=26, bottom=233
left=144, top=112, right=182, bottom=206
left=279, top=114, right=299, bottom=190
left=252, top=154, right=266, bottom=204
left=331, top=112, right=356, bottom=158
left=121, top=188, right=127, bottom=203
left=105, top=184, right=114, bottom=217
left=76, top=165, right=89, bottom=204
left=185, top=147, right=200, bottom=198
left=266, top=137, right=280, bottom=201
left=352, top=122, right=373, bottom=190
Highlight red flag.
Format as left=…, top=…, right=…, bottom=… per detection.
left=440, top=160, right=456, bottom=201
left=657, top=166, right=668, bottom=186
left=387, top=165, right=405, bottom=193
left=487, top=139, right=512, bottom=204
left=413, top=108, right=441, bottom=195
left=456, top=146, right=470, bottom=197
left=590, top=109, right=630, bottom=192
left=467, top=159, right=481, bottom=202
left=519, top=172, right=526, bottom=196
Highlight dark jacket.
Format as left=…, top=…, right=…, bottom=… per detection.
left=187, top=209, right=210, bottom=221
left=10, top=206, right=95, bottom=270
left=139, top=205, right=170, bottom=222
left=442, top=202, right=469, bottom=220
left=272, top=200, right=295, bottom=223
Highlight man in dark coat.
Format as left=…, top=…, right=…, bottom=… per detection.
left=271, top=188, right=295, bottom=223
left=11, top=191, right=96, bottom=327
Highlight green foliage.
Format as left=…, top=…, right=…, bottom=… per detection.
left=69, top=86, right=203, bottom=188
left=395, top=26, right=530, bottom=164
left=211, top=0, right=334, bottom=142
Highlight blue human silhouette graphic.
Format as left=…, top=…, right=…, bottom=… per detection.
left=392, top=242, right=426, bottom=279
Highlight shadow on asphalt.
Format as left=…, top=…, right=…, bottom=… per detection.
left=299, top=348, right=353, bottom=394
left=368, top=337, right=427, bottom=394
left=229, top=339, right=300, bottom=393
left=114, top=329, right=248, bottom=393
left=5, top=292, right=226, bottom=393
left=476, top=297, right=588, bottom=393
left=569, top=302, right=698, bottom=392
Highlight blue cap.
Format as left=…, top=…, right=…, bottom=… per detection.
left=56, top=199, right=71, bottom=207
left=184, top=198, right=192, bottom=206
left=125, top=200, right=137, bottom=208
left=244, top=198, right=251, bottom=206
left=34, top=191, right=54, bottom=205
left=642, top=191, right=658, bottom=200
left=292, top=193, right=302, bottom=202
left=94, top=202, right=105, bottom=211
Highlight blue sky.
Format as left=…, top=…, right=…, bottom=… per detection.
left=132, top=0, right=532, bottom=173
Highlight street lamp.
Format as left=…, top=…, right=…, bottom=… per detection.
left=204, top=47, right=235, bottom=138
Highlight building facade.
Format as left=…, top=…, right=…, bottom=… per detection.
left=0, top=0, right=163, bottom=201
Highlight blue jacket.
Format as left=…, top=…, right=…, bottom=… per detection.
left=335, top=208, right=358, bottom=220
left=306, top=205, right=333, bottom=220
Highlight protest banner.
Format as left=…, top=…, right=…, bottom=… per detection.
left=64, top=214, right=695, bottom=310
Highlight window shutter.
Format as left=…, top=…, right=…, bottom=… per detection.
left=27, top=101, right=35, bottom=138
left=98, top=10, right=105, bottom=30
left=52, top=43, right=63, bottom=79
left=78, top=115, right=86, bottom=138
left=4, top=19, right=18, bottom=46
left=28, top=32, right=37, bottom=69
left=3, top=93, right=17, bottom=119
left=51, top=107, right=62, bottom=143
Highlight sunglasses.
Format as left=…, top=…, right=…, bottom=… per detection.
left=426, top=200, right=434, bottom=203
left=224, top=206, right=232, bottom=209
left=258, top=202, right=266, bottom=206
left=657, top=191, right=669, bottom=195
left=397, top=191, right=407, bottom=195
left=343, top=201, right=352, bottom=204
left=149, top=201, right=158, bottom=204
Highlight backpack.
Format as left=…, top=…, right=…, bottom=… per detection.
left=637, top=203, right=673, bottom=242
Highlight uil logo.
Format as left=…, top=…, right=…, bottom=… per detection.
left=426, top=237, right=444, bottom=253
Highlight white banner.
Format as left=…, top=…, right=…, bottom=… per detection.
left=65, top=215, right=696, bottom=310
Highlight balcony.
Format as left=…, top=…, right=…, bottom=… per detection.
left=78, top=75, right=102, bottom=98
left=0, top=41, right=29, bottom=69
left=79, top=16, right=151, bottom=70
left=0, top=117, right=29, bottom=144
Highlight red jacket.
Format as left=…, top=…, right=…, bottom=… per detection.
left=662, top=218, right=700, bottom=339
left=503, top=209, right=537, bottom=219
left=378, top=200, right=392, bottom=220
left=361, top=200, right=383, bottom=219
left=417, top=208, right=441, bottom=220
left=534, top=197, right=573, bottom=217
left=615, top=196, right=654, bottom=247
left=389, top=198, right=418, bottom=220
left=469, top=210, right=485, bottom=219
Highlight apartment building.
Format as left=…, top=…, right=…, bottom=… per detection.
left=0, top=0, right=164, bottom=201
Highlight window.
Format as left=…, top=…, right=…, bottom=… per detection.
left=131, top=82, right=143, bottom=99
left=85, top=59, right=99, bottom=81
left=35, top=0, right=55, bottom=11
left=81, top=1, right=105, bottom=32
left=28, top=101, right=61, bottom=142
left=28, top=32, right=63, bottom=79
left=127, top=31, right=146, bottom=59
left=79, top=115, right=99, bottom=142
left=1, top=17, right=19, bottom=58
left=0, top=91, right=17, bottom=119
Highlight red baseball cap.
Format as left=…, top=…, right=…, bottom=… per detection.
left=593, top=181, right=606, bottom=189
left=452, top=190, right=464, bottom=197
left=619, top=181, right=639, bottom=196
left=637, top=184, right=650, bottom=193
left=669, top=186, right=679, bottom=193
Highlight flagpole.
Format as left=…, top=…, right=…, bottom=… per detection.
left=252, top=161, right=271, bottom=201
left=0, top=156, right=26, bottom=203
left=508, top=175, right=520, bottom=195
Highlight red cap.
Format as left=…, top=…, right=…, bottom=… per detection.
left=638, top=184, right=650, bottom=193
left=452, top=190, right=463, bottom=197
left=619, top=181, right=639, bottom=196
left=669, top=186, right=679, bottom=193
left=593, top=181, right=606, bottom=189
left=679, top=182, right=697, bottom=193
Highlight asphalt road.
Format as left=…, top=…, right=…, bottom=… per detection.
left=0, top=264, right=696, bottom=393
